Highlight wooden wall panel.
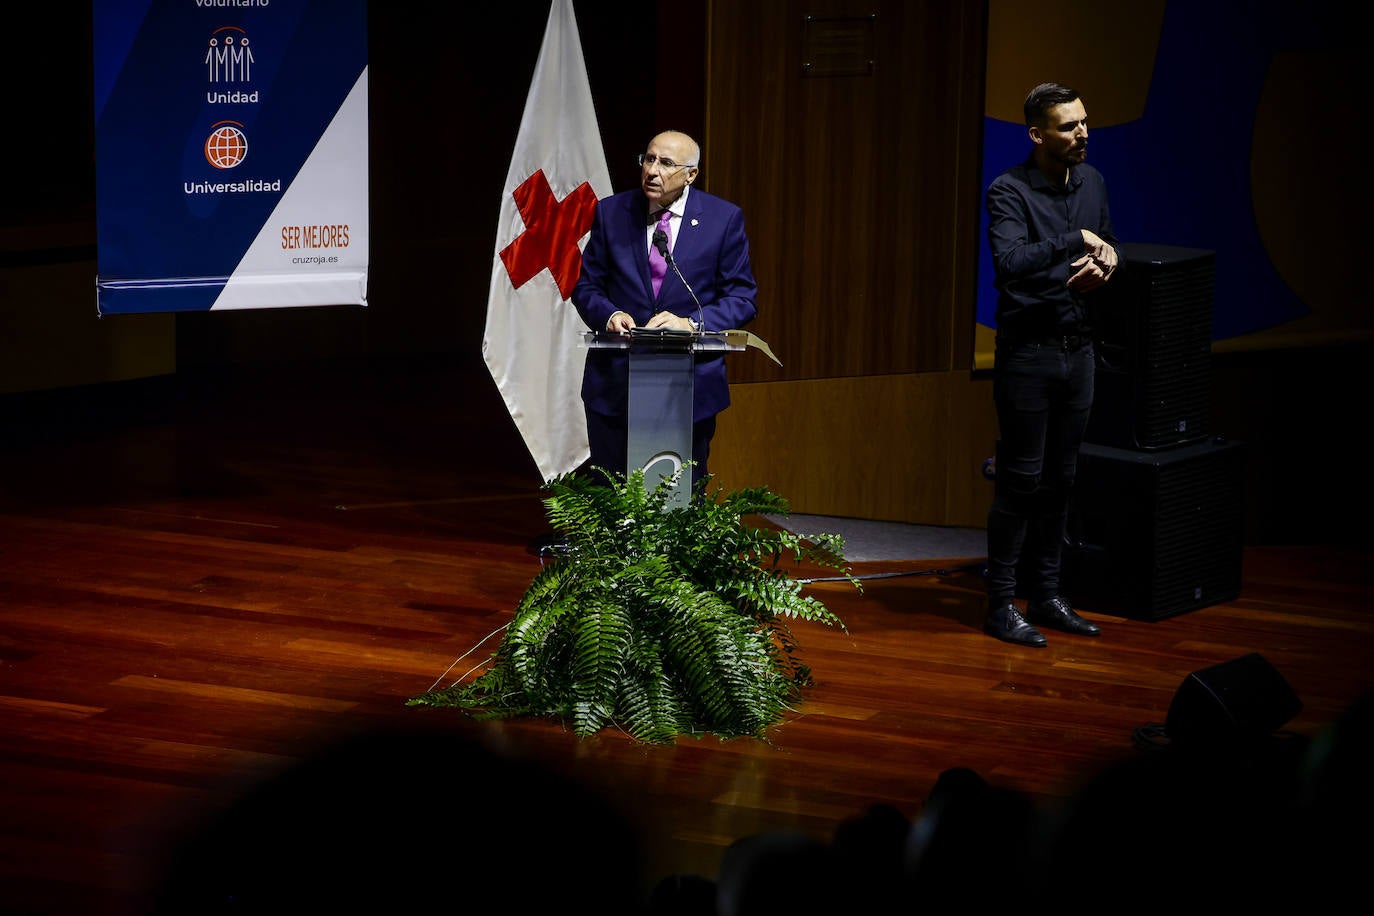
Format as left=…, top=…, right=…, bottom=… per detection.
left=703, top=0, right=986, bottom=384
left=703, top=1, right=990, bottom=525
left=710, top=370, right=998, bottom=528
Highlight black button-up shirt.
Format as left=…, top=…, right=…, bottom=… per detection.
left=986, top=156, right=1122, bottom=340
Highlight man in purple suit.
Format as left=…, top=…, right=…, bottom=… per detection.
left=572, top=130, right=758, bottom=491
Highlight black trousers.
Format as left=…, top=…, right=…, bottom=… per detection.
left=584, top=408, right=717, bottom=494
left=986, top=339, right=1095, bottom=607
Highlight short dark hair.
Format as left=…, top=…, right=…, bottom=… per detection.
left=1023, top=82, right=1080, bottom=126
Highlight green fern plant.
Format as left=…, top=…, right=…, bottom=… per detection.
left=408, top=468, right=858, bottom=744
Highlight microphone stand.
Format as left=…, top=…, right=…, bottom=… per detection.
left=653, top=230, right=705, bottom=331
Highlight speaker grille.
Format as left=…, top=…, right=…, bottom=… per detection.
left=1065, top=439, right=1244, bottom=620
left=1138, top=261, right=1213, bottom=448
left=1150, top=442, right=1244, bottom=616
left=1086, top=244, right=1215, bottom=450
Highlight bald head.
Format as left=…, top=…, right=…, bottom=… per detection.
left=652, top=131, right=700, bottom=166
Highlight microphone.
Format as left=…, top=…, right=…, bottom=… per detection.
left=653, top=229, right=704, bottom=332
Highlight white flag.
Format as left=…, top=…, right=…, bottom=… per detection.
left=482, top=0, right=611, bottom=482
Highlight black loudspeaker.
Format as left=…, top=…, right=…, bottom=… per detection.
left=1063, top=438, right=1244, bottom=620
left=1165, top=653, right=1303, bottom=747
left=1085, top=243, right=1215, bottom=450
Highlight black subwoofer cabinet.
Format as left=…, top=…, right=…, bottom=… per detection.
left=1064, top=438, right=1245, bottom=620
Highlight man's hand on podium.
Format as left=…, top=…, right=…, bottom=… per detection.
left=645, top=311, right=695, bottom=332
left=606, top=311, right=695, bottom=333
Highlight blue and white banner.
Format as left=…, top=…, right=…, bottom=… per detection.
left=94, top=0, right=368, bottom=315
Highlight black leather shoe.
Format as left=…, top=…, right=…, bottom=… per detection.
left=984, top=603, right=1047, bottom=648
left=1026, top=596, right=1101, bottom=637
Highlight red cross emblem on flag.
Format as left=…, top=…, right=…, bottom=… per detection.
left=499, top=169, right=598, bottom=299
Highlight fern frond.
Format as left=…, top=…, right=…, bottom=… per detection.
left=569, top=598, right=631, bottom=734
left=409, top=471, right=856, bottom=743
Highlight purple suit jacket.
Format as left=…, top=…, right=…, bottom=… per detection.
left=572, top=187, right=758, bottom=421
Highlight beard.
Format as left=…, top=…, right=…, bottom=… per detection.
left=1059, top=143, right=1087, bottom=166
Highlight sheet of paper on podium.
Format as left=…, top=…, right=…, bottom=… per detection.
left=721, top=330, right=782, bottom=367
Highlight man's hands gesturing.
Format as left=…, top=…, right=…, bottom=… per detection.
left=1068, top=229, right=1118, bottom=292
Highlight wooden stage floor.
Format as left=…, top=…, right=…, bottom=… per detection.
left=2, top=356, right=1371, bottom=913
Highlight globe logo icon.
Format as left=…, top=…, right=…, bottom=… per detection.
left=205, top=121, right=247, bottom=169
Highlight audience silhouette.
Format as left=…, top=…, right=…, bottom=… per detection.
left=715, top=828, right=845, bottom=916
left=1043, top=744, right=1301, bottom=911
left=903, top=765, right=1044, bottom=908
left=151, top=723, right=648, bottom=915
left=1290, top=686, right=1374, bottom=908
left=646, top=689, right=1373, bottom=914
left=151, top=689, right=1374, bottom=915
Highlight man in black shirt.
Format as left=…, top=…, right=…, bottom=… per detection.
left=983, top=82, right=1122, bottom=647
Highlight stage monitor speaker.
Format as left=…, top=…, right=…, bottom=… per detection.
left=1085, top=242, right=1215, bottom=451
left=1165, top=653, right=1302, bottom=747
left=1063, top=437, right=1244, bottom=620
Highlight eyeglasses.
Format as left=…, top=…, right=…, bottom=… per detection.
left=637, top=153, right=696, bottom=172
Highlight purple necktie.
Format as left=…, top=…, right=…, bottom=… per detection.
left=649, top=208, right=672, bottom=298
